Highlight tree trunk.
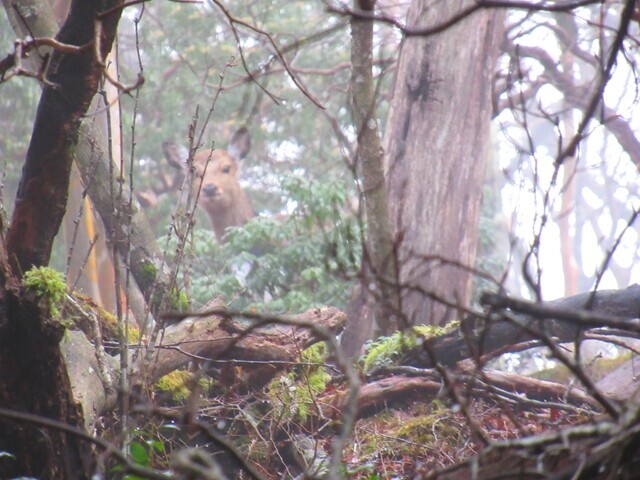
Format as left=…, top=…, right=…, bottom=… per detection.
left=384, top=1, right=505, bottom=326
left=6, top=0, right=124, bottom=277
left=0, top=0, right=124, bottom=476
left=0, top=235, right=92, bottom=478
left=342, top=0, right=400, bottom=357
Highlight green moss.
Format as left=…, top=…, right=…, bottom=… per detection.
left=361, top=322, right=459, bottom=373
left=301, top=342, right=326, bottom=364
left=69, top=292, right=140, bottom=343
left=156, top=371, right=214, bottom=402
left=23, top=266, right=67, bottom=317
left=393, top=403, right=464, bottom=456
left=356, top=402, right=463, bottom=459
left=140, top=262, right=158, bottom=285
left=96, top=309, right=119, bottom=341
left=168, top=288, right=189, bottom=312
left=413, top=321, right=458, bottom=339
left=156, top=371, right=194, bottom=403
left=361, top=332, right=411, bottom=372
left=266, top=343, right=330, bottom=422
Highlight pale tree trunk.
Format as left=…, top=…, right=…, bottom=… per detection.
left=342, top=0, right=400, bottom=356
left=384, top=1, right=505, bottom=326
left=556, top=13, right=579, bottom=297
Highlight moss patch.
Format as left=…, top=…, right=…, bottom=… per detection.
left=23, top=266, right=67, bottom=318
left=156, top=370, right=195, bottom=403
left=266, top=342, right=331, bottom=422
left=361, top=322, right=458, bottom=373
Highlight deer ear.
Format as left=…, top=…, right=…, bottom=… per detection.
left=162, top=141, right=189, bottom=169
left=227, top=127, right=251, bottom=160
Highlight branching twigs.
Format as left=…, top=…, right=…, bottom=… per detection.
left=403, top=285, right=640, bottom=374
left=0, top=36, right=87, bottom=83
left=94, top=19, right=145, bottom=95
left=554, top=0, right=637, bottom=166
left=69, top=233, right=100, bottom=292
left=66, top=155, right=102, bottom=289
left=209, top=0, right=325, bottom=109
left=132, top=404, right=267, bottom=480
left=502, top=41, right=640, bottom=167
left=497, top=309, right=620, bottom=418
left=481, top=293, right=640, bottom=335
left=147, top=58, right=236, bottom=357
left=326, top=0, right=603, bottom=38
left=588, top=208, right=640, bottom=305
left=65, top=294, right=116, bottom=401
left=1, top=15, right=144, bottom=97
left=494, top=0, right=640, bottom=306
left=211, top=21, right=352, bottom=91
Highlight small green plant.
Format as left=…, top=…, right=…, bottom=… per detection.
left=168, top=288, right=189, bottom=312
left=156, top=370, right=199, bottom=403
left=111, top=427, right=167, bottom=479
left=22, top=266, right=67, bottom=317
left=140, top=262, right=158, bottom=285
left=361, top=332, right=414, bottom=373
left=267, top=342, right=331, bottom=422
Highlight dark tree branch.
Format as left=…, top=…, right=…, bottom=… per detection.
left=327, top=0, right=604, bottom=38
left=404, top=284, right=640, bottom=369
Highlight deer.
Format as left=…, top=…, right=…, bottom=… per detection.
left=161, top=128, right=254, bottom=242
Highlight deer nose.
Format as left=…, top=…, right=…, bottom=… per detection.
left=203, top=184, right=219, bottom=197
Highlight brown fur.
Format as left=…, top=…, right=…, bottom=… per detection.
left=192, top=128, right=253, bottom=241
left=194, top=148, right=254, bottom=241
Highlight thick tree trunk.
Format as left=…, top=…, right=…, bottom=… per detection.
left=0, top=235, right=92, bottom=478
left=0, top=0, right=124, bottom=476
left=6, top=0, right=123, bottom=277
left=384, top=1, right=505, bottom=326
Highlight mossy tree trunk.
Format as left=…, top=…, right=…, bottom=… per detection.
left=0, top=0, right=124, bottom=476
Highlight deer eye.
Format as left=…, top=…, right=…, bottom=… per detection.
left=221, top=165, right=231, bottom=174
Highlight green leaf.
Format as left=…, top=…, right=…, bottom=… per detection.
left=149, top=439, right=165, bottom=453
left=129, top=441, right=150, bottom=467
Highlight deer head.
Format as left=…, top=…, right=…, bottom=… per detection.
left=162, top=128, right=254, bottom=242
left=194, top=128, right=253, bottom=241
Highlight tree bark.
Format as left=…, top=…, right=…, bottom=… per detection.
left=147, top=306, right=347, bottom=383
left=403, top=284, right=640, bottom=369
left=342, top=0, right=400, bottom=356
left=384, top=1, right=505, bottom=326
left=0, top=0, right=124, bottom=476
left=6, top=0, right=124, bottom=277
left=0, top=234, right=93, bottom=478
left=328, top=369, right=597, bottom=418
left=73, top=123, right=171, bottom=321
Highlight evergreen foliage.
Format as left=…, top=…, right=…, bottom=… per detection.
left=167, top=176, right=361, bottom=313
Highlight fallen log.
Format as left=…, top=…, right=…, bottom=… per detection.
left=145, top=305, right=347, bottom=382
left=403, top=285, right=640, bottom=369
